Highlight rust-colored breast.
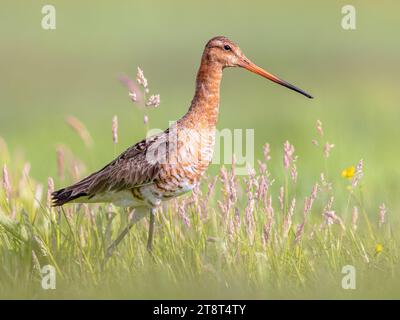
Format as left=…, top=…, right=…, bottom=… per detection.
left=152, top=124, right=215, bottom=198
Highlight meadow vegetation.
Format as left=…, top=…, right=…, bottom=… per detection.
left=0, top=109, right=398, bottom=299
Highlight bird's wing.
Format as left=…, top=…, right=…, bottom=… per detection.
left=54, top=132, right=166, bottom=203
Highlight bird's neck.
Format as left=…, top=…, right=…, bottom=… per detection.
left=180, top=60, right=223, bottom=129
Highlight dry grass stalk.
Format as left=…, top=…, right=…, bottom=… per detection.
left=65, top=116, right=93, bottom=148
left=352, top=206, right=359, bottom=231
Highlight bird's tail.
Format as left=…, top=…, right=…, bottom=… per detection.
left=51, top=179, right=91, bottom=207
left=51, top=159, right=112, bottom=206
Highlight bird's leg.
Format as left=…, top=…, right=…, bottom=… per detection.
left=105, top=222, right=134, bottom=260
left=104, top=208, right=146, bottom=264
left=147, top=208, right=156, bottom=252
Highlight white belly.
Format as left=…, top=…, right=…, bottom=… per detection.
left=74, top=190, right=144, bottom=208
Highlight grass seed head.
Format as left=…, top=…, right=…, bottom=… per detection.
left=316, top=120, right=324, bottom=137
left=352, top=159, right=364, bottom=188
left=379, top=203, right=386, bottom=228
left=145, top=94, right=161, bottom=108
left=129, top=91, right=138, bottom=102
left=2, top=164, right=11, bottom=203
left=47, top=177, right=54, bottom=208
left=279, top=186, right=284, bottom=212
left=323, top=142, right=335, bottom=158
left=112, top=115, right=118, bottom=144
left=263, top=143, right=271, bottom=162
left=283, top=140, right=295, bottom=170
left=136, top=67, right=148, bottom=88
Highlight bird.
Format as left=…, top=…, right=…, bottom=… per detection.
left=52, top=36, right=312, bottom=257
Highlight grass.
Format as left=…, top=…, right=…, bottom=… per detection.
left=0, top=119, right=399, bottom=299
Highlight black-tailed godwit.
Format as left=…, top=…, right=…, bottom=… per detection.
left=52, top=36, right=312, bottom=255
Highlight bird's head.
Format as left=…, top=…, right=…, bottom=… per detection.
left=204, top=36, right=313, bottom=99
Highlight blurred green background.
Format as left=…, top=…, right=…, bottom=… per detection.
left=0, top=1, right=399, bottom=212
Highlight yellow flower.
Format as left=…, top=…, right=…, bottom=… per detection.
left=341, top=166, right=355, bottom=179
left=375, top=243, right=383, bottom=255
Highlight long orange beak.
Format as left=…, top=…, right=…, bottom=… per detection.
left=240, top=59, right=313, bottom=99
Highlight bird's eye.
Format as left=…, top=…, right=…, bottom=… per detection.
left=223, top=45, right=231, bottom=51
